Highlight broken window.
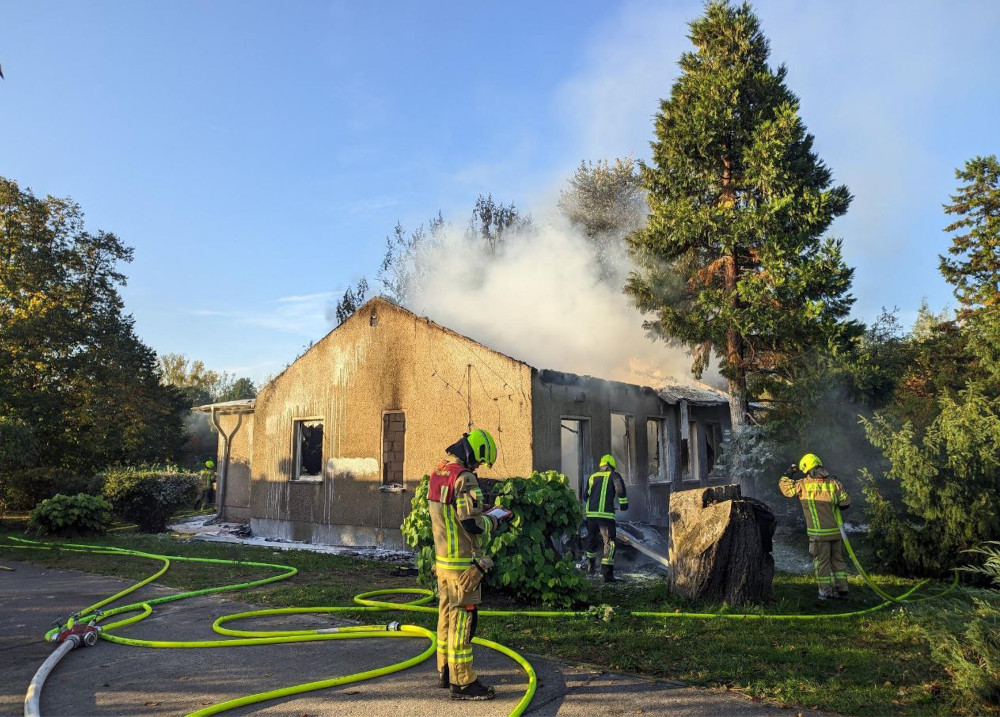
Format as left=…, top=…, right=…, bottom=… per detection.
left=294, top=419, right=323, bottom=479
left=682, top=421, right=698, bottom=482
left=382, top=412, right=406, bottom=485
left=646, top=418, right=665, bottom=482
left=610, top=413, right=636, bottom=483
left=705, top=422, right=722, bottom=475
left=561, top=418, right=590, bottom=501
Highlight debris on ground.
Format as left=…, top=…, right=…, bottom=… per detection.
left=168, top=515, right=414, bottom=563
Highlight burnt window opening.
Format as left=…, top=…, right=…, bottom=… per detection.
left=382, top=412, right=405, bottom=485
left=646, top=418, right=665, bottom=481
left=682, top=421, right=697, bottom=481
left=560, top=418, right=590, bottom=501
left=705, top=422, right=722, bottom=475
left=610, top=413, right=636, bottom=483
left=294, top=419, right=323, bottom=479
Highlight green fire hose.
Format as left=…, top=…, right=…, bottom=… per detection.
left=6, top=528, right=957, bottom=717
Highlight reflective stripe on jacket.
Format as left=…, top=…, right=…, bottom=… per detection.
left=779, top=469, right=850, bottom=539
left=584, top=469, right=628, bottom=520
left=428, top=461, right=492, bottom=573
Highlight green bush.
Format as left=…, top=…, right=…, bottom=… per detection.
left=0, top=467, right=103, bottom=512
left=103, top=467, right=198, bottom=532
left=861, top=386, right=1000, bottom=576
left=401, top=470, right=586, bottom=608
left=911, top=592, right=1000, bottom=710
left=28, top=493, right=112, bottom=536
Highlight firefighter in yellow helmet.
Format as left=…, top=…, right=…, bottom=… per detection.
left=428, top=428, right=509, bottom=700
left=779, top=453, right=852, bottom=599
left=584, top=454, right=628, bottom=583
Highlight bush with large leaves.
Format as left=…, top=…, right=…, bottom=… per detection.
left=29, top=493, right=111, bottom=536
left=402, top=471, right=586, bottom=608
left=103, top=468, right=198, bottom=532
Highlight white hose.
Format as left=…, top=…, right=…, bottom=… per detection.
left=24, top=639, right=75, bottom=717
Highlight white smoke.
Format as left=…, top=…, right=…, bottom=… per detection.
left=405, top=209, right=719, bottom=388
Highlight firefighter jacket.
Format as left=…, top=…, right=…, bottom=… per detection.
left=779, top=468, right=851, bottom=540
left=428, top=460, right=494, bottom=575
left=584, top=468, right=628, bottom=520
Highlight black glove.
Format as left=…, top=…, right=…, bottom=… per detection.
left=782, top=464, right=798, bottom=478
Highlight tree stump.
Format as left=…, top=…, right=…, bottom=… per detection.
left=667, top=484, right=775, bottom=606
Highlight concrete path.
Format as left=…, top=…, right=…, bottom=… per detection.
left=0, top=561, right=802, bottom=716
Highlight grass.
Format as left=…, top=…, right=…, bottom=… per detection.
left=1, top=516, right=995, bottom=716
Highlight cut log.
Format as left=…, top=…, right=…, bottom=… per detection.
left=667, top=484, right=775, bottom=606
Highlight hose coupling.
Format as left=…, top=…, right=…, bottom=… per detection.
left=55, top=623, right=102, bottom=649
left=386, top=621, right=402, bottom=631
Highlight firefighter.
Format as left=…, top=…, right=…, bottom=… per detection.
left=779, top=453, right=851, bottom=600
left=198, top=460, right=216, bottom=511
left=584, top=454, right=628, bottom=583
left=428, top=428, right=508, bottom=701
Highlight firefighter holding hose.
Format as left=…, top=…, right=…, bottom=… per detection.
left=428, top=428, right=511, bottom=701
left=779, top=453, right=852, bottom=600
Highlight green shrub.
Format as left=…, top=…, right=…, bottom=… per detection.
left=103, top=467, right=198, bottom=532
left=28, top=493, right=112, bottom=536
left=0, top=467, right=103, bottom=512
left=401, top=470, right=586, bottom=608
left=911, top=592, right=1000, bottom=710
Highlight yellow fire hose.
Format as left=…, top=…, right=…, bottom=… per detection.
left=5, top=529, right=957, bottom=717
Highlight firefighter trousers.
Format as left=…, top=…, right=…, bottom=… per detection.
left=436, top=571, right=479, bottom=687
left=809, top=538, right=848, bottom=597
left=585, top=518, right=617, bottom=566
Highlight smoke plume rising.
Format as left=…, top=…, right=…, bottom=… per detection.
left=404, top=210, right=719, bottom=388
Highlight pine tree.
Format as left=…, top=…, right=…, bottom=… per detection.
left=940, top=155, right=1000, bottom=382
left=625, top=0, right=859, bottom=429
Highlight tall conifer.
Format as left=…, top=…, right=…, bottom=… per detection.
left=626, top=1, right=859, bottom=428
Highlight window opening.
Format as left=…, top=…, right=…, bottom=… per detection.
left=294, top=419, right=323, bottom=479
left=610, top=413, right=636, bottom=483
left=646, top=418, right=665, bottom=481
left=382, top=412, right=406, bottom=485
left=560, top=418, right=589, bottom=501
left=705, top=421, right=722, bottom=475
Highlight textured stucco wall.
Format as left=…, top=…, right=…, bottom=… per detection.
left=248, top=298, right=534, bottom=547
left=215, top=413, right=253, bottom=523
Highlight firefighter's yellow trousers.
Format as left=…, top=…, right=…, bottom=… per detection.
left=436, top=572, right=479, bottom=687
left=809, top=538, right=849, bottom=597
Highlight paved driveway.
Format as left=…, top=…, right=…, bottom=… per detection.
left=1, top=561, right=802, bottom=716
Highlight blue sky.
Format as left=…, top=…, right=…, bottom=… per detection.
left=2, top=0, right=998, bottom=383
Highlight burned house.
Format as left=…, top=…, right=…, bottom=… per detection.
left=197, top=297, right=731, bottom=549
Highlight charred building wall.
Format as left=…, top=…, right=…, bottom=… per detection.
left=246, top=298, right=535, bottom=548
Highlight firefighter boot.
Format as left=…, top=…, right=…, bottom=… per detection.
left=588, top=557, right=597, bottom=574
left=450, top=679, right=496, bottom=701
left=602, top=564, right=618, bottom=583
left=438, top=665, right=449, bottom=689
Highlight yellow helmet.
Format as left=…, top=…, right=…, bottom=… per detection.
left=600, top=454, right=617, bottom=469
left=466, top=428, right=497, bottom=468
left=799, top=453, right=823, bottom=474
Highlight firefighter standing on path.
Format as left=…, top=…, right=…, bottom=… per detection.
left=779, top=453, right=852, bottom=600
left=428, top=428, right=509, bottom=701
left=584, top=454, right=628, bottom=583
left=198, top=460, right=216, bottom=511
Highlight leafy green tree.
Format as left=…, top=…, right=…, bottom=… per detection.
left=159, top=352, right=235, bottom=406
left=376, top=213, right=444, bottom=304
left=558, top=156, right=646, bottom=281
left=217, top=377, right=257, bottom=402
left=333, top=276, right=369, bottom=325
left=940, top=155, right=1000, bottom=382
left=625, top=0, right=859, bottom=431
left=467, top=194, right=530, bottom=255
left=0, top=176, right=186, bottom=472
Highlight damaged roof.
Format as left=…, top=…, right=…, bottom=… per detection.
left=657, top=383, right=730, bottom=407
